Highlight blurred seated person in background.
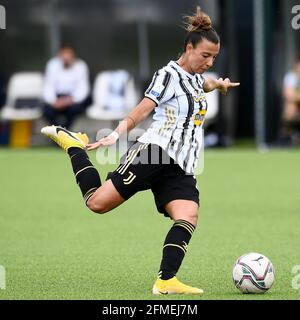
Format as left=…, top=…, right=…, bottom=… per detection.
left=103, top=70, right=131, bottom=112
left=43, top=44, right=91, bottom=129
left=280, top=55, right=300, bottom=145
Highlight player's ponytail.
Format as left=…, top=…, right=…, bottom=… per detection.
left=183, top=6, right=220, bottom=51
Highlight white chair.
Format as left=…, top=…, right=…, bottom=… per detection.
left=1, top=72, right=44, bottom=120
left=203, top=71, right=219, bottom=126
left=86, top=70, right=139, bottom=121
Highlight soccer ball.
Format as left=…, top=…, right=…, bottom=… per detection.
left=232, top=252, right=275, bottom=293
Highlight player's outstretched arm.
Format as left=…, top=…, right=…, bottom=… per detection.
left=203, top=76, right=240, bottom=95
left=86, top=98, right=156, bottom=150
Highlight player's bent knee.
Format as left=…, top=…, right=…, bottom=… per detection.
left=166, top=200, right=199, bottom=226
left=184, top=210, right=199, bottom=227
left=86, top=197, right=108, bottom=214
left=174, top=212, right=198, bottom=227
left=188, top=214, right=198, bottom=227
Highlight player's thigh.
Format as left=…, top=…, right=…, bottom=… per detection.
left=87, top=179, right=125, bottom=213
left=165, top=200, right=199, bottom=227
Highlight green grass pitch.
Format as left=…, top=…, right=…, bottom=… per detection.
left=0, top=147, right=299, bottom=300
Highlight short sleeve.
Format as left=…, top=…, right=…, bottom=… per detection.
left=43, top=59, right=58, bottom=104
left=283, top=72, right=298, bottom=88
left=145, top=69, right=175, bottom=105
left=72, top=61, right=90, bottom=103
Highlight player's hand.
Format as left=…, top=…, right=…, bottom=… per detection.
left=53, top=99, right=66, bottom=109
left=217, top=78, right=240, bottom=95
left=86, top=132, right=119, bottom=151
left=53, top=96, right=73, bottom=109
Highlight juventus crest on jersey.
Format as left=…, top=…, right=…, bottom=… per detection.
left=138, top=60, right=208, bottom=174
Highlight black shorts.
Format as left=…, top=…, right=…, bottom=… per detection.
left=106, top=142, right=200, bottom=217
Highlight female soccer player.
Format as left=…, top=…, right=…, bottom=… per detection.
left=42, top=7, right=239, bottom=294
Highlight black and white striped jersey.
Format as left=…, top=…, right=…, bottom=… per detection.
left=138, top=60, right=208, bottom=174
